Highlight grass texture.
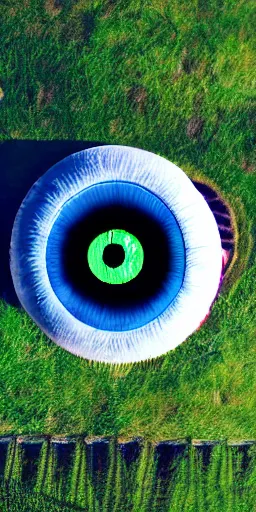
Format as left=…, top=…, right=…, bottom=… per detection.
left=0, top=438, right=256, bottom=511
left=0, top=0, right=255, bottom=439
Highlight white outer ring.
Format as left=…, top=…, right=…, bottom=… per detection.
left=10, top=145, right=222, bottom=363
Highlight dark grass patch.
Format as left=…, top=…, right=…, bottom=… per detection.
left=82, top=13, right=97, bottom=45
left=59, top=5, right=100, bottom=46
left=45, top=0, right=63, bottom=17
left=126, top=85, right=148, bottom=114
left=36, top=85, right=55, bottom=109
left=242, top=158, right=256, bottom=174
left=187, top=117, right=204, bottom=139
left=54, top=0, right=64, bottom=8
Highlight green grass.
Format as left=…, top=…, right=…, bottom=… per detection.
left=0, top=439, right=256, bottom=511
left=0, top=0, right=255, bottom=439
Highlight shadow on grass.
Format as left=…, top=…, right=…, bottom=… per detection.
left=0, top=140, right=107, bottom=307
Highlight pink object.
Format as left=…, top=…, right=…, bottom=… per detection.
left=196, top=248, right=230, bottom=331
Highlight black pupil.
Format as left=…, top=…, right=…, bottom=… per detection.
left=62, top=204, right=170, bottom=308
left=103, top=243, right=125, bottom=269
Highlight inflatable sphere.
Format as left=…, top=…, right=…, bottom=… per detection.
left=10, top=145, right=222, bottom=363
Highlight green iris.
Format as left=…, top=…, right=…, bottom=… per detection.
left=87, top=229, right=144, bottom=284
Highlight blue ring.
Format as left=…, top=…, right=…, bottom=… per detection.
left=46, top=181, right=185, bottom=331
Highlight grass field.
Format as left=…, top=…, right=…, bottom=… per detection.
left=0, top=0, right=255, bottom=441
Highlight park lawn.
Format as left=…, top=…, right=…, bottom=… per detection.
left=0, top=0, right=255, bottom=439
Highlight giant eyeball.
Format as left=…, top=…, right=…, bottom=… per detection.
left=10, top=146, right=222, bottom=363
